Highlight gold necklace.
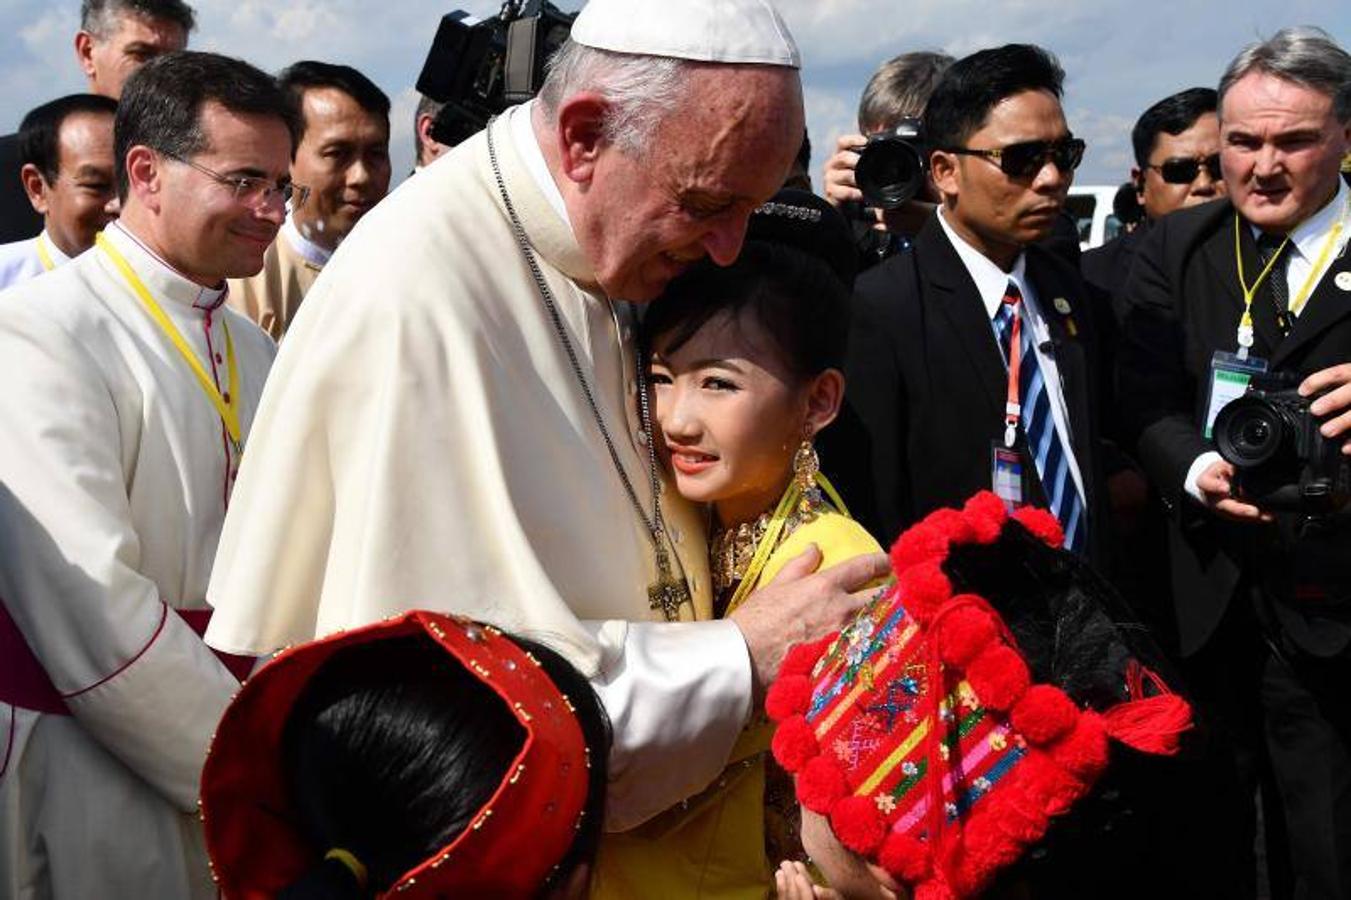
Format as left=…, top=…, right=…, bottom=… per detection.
left=710, top=491, right=827, bottom=596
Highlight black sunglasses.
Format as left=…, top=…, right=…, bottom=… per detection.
left=943, top=137, right=1087, bottom=178
left=1149, top=154, right=1222, bottom=185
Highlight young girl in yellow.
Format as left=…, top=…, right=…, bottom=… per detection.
left=590, top=190, right=883, bottom=899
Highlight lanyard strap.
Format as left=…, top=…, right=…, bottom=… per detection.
left=35, top=234, right=56, bottom=272
left=1233, top=195, right=1350, bottom=356
left=722, top=471, right=850, bottom=617
left=1289, top=199, right=1349, bottom=316
left=1002, top=296, right=1023, bottom=449
left=95, top=233, right=242, bottom=452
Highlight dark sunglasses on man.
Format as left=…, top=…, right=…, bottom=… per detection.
left=1147, top=153, right=1222, bottom=185
left=943, top=137, right=1087, bottom=179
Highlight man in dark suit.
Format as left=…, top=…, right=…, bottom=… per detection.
left=839, top=44, right=1102, bottom=560
left=1083, top=87, right=1223, bottom=320
left=1119, top=27, right=1351, bottom=899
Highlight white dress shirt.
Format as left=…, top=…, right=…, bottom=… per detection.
left=0, top=230, right=71, bottom=292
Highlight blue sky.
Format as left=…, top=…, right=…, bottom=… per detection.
left=1, top=1, right=1346, bottom=191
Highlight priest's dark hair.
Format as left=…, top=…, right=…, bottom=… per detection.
left=18, top=94, right=118, bottom=184
left=923, top=44, right=1065, bottom=152
left=279, top=61, right=392, bottom=140
left=277, top=632, right=611, bottom=899
left=642, top=189, right=856, bottom=382
left=80, top=0, right=196, bottom=37
left=113, top=51, right=301, bottom=201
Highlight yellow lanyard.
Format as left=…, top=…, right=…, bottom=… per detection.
left=1233, top=196, right=1350, bottom=356
left=95, top=233, right=242, bottom=454
left=35, top=234, right=56, bottom=272
left=723, top=471, right=851, bottom=617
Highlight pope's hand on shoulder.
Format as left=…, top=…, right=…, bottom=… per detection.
left=729, top=546, right=890, bottom=706
left=1302, top=362, right=1351, bottom=454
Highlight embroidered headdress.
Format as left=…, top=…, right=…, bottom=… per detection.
left=767, top=493, right=1191, bottom=898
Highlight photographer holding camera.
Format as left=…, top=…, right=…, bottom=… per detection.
left=1118, top=27, right=1351, bottom=897
left=821, top=51, right=951, bottom=265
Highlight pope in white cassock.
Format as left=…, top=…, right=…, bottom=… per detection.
left=0, top=53, right=296, bottom=898
left=205, top=0, right=887, bottom=889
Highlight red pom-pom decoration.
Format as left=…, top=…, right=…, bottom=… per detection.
left=879, top=832, right=932, bottom=882
left=1010, top=685, right=1078, bottom=746
left=1049, top=712, right=1110, bottom=781
left=830, top=795, right=887, bottom=855
left=926, top=507, right=977, bottom=544
left=935, top=600, right=998, bottom=667
left=962, top=492, right=1007, bottom=543
left=966, top=644, right=1030, bottom=712
left=1010, top=505, right=1064, bottom=548
left=1017, top=751, right=1089, bottom=816
left=914, top=880, right=956, bottom=900
left=765, top=674, right=813, bottom=722
left=780, top=636, right=834, bottom=680
left=770, top=715, right=818, bottom=772
left=897, top=560, right=952, bottom=624
left=890, top=522, right=950, bottom=576
left=796, top=755, right=849, bottom=814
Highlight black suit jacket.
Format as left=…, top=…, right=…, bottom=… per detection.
left=1117, top=195, right=1351, bottom=657
left=825, top=212, right=1105, bottom=559
left=0, top=133, right=41, bottom=244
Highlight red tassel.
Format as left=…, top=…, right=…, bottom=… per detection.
left=1102, top=694, right=1193, bottom=756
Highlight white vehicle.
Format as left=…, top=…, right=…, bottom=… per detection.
left=1066, top=184, right=1125, bottom=251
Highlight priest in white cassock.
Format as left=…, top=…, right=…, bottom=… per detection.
left=0, top=52, right=295, bottom=899
left=205, top=0, right=889, bottom=895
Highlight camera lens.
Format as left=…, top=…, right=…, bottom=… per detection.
left=1214, top=396, right=1285, bottom=468
left=856, top=138, right=924, bottom=210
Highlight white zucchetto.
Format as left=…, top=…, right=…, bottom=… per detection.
left=570, top=0, right=801, bottom=69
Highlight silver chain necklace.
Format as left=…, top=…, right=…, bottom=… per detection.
left=485, top=118, right=691, bottom=621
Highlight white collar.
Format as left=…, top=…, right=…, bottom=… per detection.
left=282, top=215, right=333, bottom=267
left=104, top=221, right=227, bottom=310
left=937, top=207, right=1031, bottom=319
left=38, top=230, right=72, bottom=266
left=509, top=99, right=572, bottom=228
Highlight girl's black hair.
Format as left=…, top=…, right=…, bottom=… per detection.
left=277, top=631, right=611, bottom=899
left=642, top=239, right=852, bottom=381
left=641, top=190, right=857, bottom=382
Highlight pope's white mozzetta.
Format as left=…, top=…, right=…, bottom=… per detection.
left=0, top=221, right=276, bottom=898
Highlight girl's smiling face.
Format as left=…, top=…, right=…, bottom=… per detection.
left=649, top=308, right=843, bottom=527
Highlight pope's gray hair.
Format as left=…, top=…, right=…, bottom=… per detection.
left=1219, top=26, right=1351, bottom=122
left=538, top=39, right=691, bottom=155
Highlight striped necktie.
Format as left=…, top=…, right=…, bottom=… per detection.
left=993, top=283, right=1087, bottom=553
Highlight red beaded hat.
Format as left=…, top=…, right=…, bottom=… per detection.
left=200, top=610, right=590, bottom=899
left=766, top=493, right=1192, bottom=900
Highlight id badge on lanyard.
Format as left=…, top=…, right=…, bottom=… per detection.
left=992, top=300, right=1032, bottom=510
left=1203, top=350, right=1267, bottom=438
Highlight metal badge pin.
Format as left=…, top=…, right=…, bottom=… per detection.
left=1335, top=271, right=1351, bottom=292
left=1053, top=296, right=1072, bottom=315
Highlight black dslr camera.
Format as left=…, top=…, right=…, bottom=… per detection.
left=854, top=117, right=929, bottom=210
left=1213, top=373, right=1351, bottom=513
left=416, top=1, right=576, bottom=147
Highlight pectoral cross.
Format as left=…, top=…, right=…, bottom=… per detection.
left=648, top=546, right=691, bottom=621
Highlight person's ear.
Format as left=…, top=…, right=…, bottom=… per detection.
left=554, top=93, right=610, bottom=186
left=803, top=368, right=845, bottom=437
left=74, top=30, right=98, bottom=81
left=123, top=146, right=163, bottom=212
left=19, top=163, right=50, bottom=216
left=1131, top=166, right=1146, bottom=205
left=928, top=148, right=960, bottom=202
